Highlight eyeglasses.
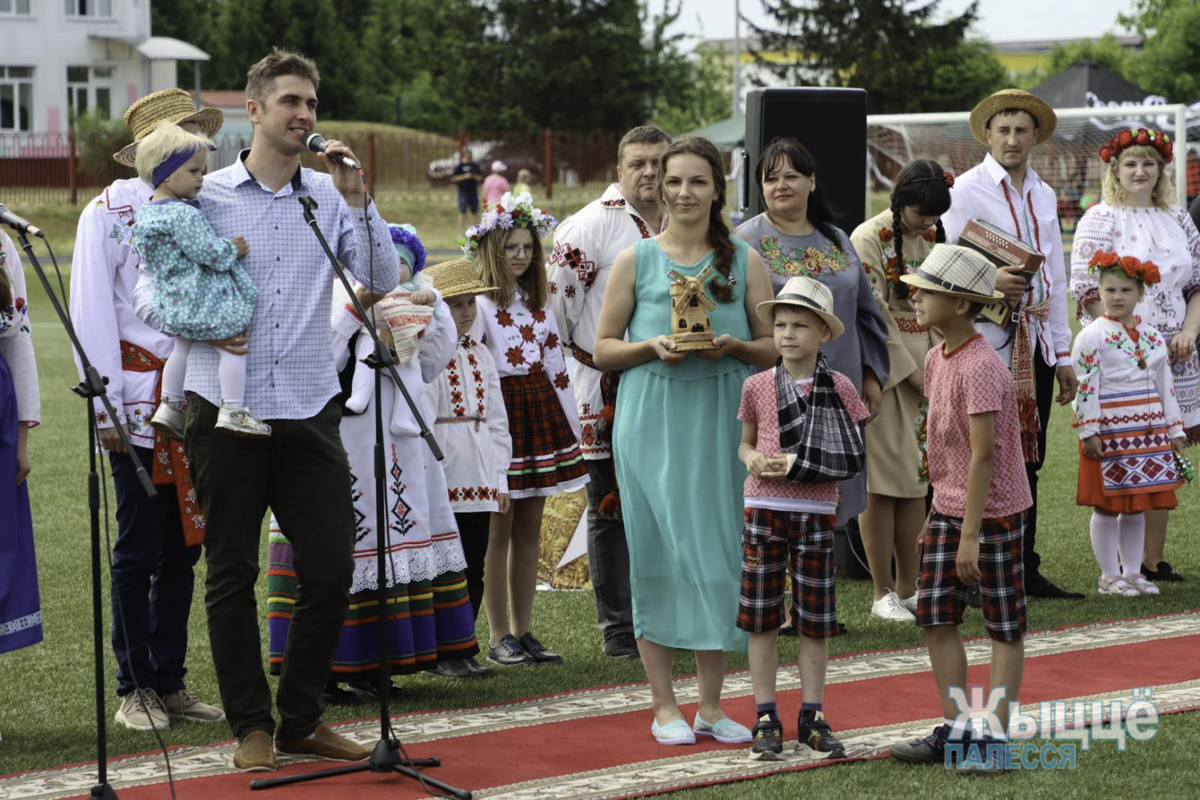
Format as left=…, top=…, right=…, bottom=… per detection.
left=503, top=244, right=535, bottom=257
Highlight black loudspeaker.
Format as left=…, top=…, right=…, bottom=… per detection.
left=743, top=87, right=868, bottom=234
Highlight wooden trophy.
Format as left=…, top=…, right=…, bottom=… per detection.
left=667, top=265, right=718, bottom=351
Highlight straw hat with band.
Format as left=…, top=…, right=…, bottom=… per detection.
left=425, top=258, right=497, bottom=299
left=969, top=88, right=1057, bottom=145
left=755, top=275, right=845, bottom=340
left=113, top=88, right=224, bottom=167
left=900, top=244, right=1005, bottom=302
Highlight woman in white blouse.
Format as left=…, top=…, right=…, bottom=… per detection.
left=1070, top=128, right=1200, bottom=583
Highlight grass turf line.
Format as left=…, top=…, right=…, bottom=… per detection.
left=1, top=264, right=1198, bottom=795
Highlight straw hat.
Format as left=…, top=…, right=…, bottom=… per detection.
left=968, top=89, right=1057, bottom=145
left=756, top=275, right=844, bottom=340
left=425, top=258, right=497, bottom=299
left=900, top=244, right=1004, bottom=301
left=113, top=88, right=224, bottom=167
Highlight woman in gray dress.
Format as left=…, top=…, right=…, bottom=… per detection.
left=734, top=137, right=889, bottom=526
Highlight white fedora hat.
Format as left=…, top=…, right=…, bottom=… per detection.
left=900, top=244, right=1004, bottom=301
left=756, top=275, right=844, bottom=340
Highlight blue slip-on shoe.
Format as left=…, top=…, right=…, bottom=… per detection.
left=693, top=714, right=753, bottom=744
left=651, top=718, right=697, bottom=745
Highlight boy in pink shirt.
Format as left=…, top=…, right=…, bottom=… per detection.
left=890, top=244, right=1033, bottom=775
left=737, top=276, right=869, bottom=761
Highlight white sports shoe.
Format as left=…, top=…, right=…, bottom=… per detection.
left=215, top=406, right=272, bottom=438
left=115, top=689, right=169, bottom=731
left=871, top=590, right=916, bottom=622
left=898, top=593, right=918, bottom=614
left=150, top=401, right=185, bottom=440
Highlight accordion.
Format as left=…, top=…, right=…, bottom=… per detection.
left=958, top=218, right=1045, bottom=326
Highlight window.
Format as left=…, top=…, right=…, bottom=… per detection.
left=0, top=66, right=34, bottom=132
left=65, top=0, right=111, bottom=17
left=67, top=65, right=113, bottom=119
left=0, top=0, right=34, bottom=16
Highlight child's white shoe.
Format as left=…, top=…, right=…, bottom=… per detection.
left=1125, top=573, right=1160, bottom=595
left=871, top=590, right=916, bottom=622
left=215, top=406, right=271, bottom=438
left=1098, top=575, right=1139, bottom=597
left=150, top=401, right=185, bottom=440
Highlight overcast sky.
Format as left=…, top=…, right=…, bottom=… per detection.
left=659, top=0, right=1133, bottom=44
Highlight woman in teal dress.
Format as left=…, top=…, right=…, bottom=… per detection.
left=595, top=137, right=776, bottom=746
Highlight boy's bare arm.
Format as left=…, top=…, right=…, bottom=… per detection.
left=957, top=411, right=996, bottom=584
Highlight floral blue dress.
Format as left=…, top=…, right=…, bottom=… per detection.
left=133, top=198, right=257, bottom=340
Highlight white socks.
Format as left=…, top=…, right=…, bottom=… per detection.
left=1089, top=512, right=1121, bottom=578
left=1117, top=513, right=1146, bottom=578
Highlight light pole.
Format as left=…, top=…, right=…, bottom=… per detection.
left=733, top=0, right=742, bottom=118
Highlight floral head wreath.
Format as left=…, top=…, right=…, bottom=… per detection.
left=459, top=192, right=558, bottom=260
left=1088, top=250, right=1161, bottom=285
left=1099, top=128, right=1173, bottom=165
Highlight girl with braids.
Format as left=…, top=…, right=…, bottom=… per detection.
left=849, top=159, right=952, bottom=623
left=594, top=136, right=776, bottom=745
left=734, top=138, right=889, bottom=529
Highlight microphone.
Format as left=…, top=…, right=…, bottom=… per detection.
left=303, top=132, right=361, bottom=171
left=0, top=203, right=42, bottom=237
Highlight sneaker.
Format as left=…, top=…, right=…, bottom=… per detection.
left=890, top=724, right=950, bottom=763
left=487, top=634, right=537, bottom=666
left=1142, top=561, right=1185, bottom=582
left=114, top=689, right=169, bottom=731
left=1099, top=575, right=1139, bottom=597
left=1125, top=573, right=1161, bottom=595
left=797, top=711, right=846, bottom=759
left=275, top=723, right=370, bottom=762
left=750, top=714, right=784, bottom=761
left=518, top=632, right=564, bottom=665
left=956, top=738, right=1009, bottom=775
left=871, top=591, right=916, bottom=622
left=1026, top=572, right=1085, bottom=599
left=150, top=401, right=185, bottom=440
left=160, top=689, right=225, bottom=723
left=215, top=405, right=272, bottom=438
left=898, top=593, right=918, bottom=614
left=233, top=730, right=276, bottom=772
left=603, top=632, right=640, bottom=659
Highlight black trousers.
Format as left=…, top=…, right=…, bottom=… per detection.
left=185, top=395, right=354, bottom=741
left=583, top=458, right=633, bottom=640
left=1023, top=348, right=1056, bottom=576
left=455, top=511, right=490, bottom=619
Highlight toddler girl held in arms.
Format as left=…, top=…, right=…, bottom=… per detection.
left=132, top=121, right=265, bottom=438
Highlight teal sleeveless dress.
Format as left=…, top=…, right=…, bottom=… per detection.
left=612, top=237, right=753, bottom=653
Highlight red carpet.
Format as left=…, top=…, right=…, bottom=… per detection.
left=6, top=612, right=1200, bottom=799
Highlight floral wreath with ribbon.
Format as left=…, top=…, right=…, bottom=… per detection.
left=1098, top=128, right=1173, bottom=165
left=878, top=225, right=938, bottom=298
left=1088, top=250, right=1162, bottom=285
left=459, top=191, right=558, bottom=260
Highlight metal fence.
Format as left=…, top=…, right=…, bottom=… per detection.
left=0, top=129, right=627, bottom=207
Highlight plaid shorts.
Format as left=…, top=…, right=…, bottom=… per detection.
left=916, top=510, right=1027, bottom=642
left=737, top=507, right=839, bottom=639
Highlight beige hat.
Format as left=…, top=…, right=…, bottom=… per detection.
left=113, top=88, right=224, bottom=167
left=969, top=88, right=1057, bottom=145
left=425, top=258, right=497, bottom=299
left=900, top=244, right=1005, bottom=301
left=756, top=275, right=844, bottom=340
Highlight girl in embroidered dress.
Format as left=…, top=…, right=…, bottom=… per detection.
left=464, top=192, right=588, bottom=667
left=850, top=159, right=952, bottom=623
left=1070, top=128, right=1200, bottom=583
left=266, top=227, right=480, bottom=701
left=1072, top=252, right=1186, bottom=597
left=132, top=121, right=265, bottom=439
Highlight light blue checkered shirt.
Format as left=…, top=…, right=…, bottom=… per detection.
left=175, top=150, right=399, bottom=420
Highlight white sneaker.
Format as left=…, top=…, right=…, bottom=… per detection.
left=115, top=689, right=169, bottom=731
left=150, top=401, right=185, bottom=440
left=160, top=689, right=225, bottom=723
left=871, top=591, right=916, bottom=622
left=1098, top=575, right=1139, bottom=597
left=898, top=593, right=918, bottom=614
left=215, top=406, right=271, bottom=438
left=1125, top=574, right=1160, bottom=595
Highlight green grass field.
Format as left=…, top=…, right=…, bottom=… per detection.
left=1, top=250, right=1198, bottom=795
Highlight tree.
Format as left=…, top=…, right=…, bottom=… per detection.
left=1015, top=34, right=1136, bottom=90
left=744, top=0, right=1008, bottom=114
left=1119, top=0, right=1200, bottom=101
left=654, top=44, right=735, bottom=135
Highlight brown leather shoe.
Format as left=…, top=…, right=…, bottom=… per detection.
left=275, top=723, right=371, bottom=762
left=233, top=730, right=277, bottom=772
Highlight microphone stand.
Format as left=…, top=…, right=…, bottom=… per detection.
left=251, top=196, right=467, bottom=799
left=13, top=230, right=155, bottom=800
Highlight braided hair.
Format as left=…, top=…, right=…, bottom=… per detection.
left=888, top=159, right=952, bottom=299
left=755, top=137, right=843, bottom=251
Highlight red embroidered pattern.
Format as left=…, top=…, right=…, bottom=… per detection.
left=632, top=215, right=652, bottom=239
left=554, top=371, right=570, bottom=389
left=896, top=317, right=930, bottom=334
left=495, top=309, right=514, bottom=327
left=549, top=241, right=597, bottom=288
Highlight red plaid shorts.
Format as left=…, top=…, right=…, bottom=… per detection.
left=916, top=510, right=1027, bottom=642
left=737, top=507, right=839, bottom=639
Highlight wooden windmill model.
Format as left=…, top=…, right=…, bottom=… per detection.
left=667, top=265, right=718, bottom=351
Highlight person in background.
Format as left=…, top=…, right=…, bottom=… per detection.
left=451, top=148, right=483, bottom=232
left=512, top=168, right=533, bottom=198
left=482, top=160, right=511, bottom=209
